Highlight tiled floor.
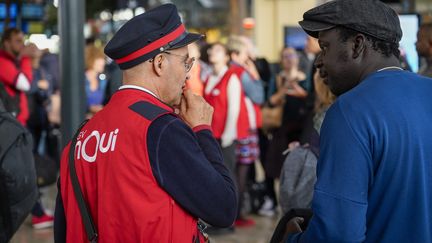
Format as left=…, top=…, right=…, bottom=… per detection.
left=211, top=215, right=279, bottom=243
left=12, top=215, right=278, bottom=243
left=10, top=185, right=279, bottom=243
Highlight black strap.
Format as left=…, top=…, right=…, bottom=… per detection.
left=68, top=120, right=98, bottom=242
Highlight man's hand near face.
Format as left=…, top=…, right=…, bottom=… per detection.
left=179, top=88, right=213, bottom=128
left=19, top=43, right=40, bottom=59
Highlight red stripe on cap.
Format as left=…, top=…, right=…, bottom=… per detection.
left=116, top=24, right=186, bottom=64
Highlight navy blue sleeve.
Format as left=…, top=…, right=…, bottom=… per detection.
left=147, top=115, right=238, bottom=227
left=54, top=180, right=66, bottom=243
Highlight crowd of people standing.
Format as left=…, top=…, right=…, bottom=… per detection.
left=1, top=0, right=432, bottom=241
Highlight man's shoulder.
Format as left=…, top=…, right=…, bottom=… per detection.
left=128, top=100, right=173, bottom=121
left=0, top=50, right=14, bottom=63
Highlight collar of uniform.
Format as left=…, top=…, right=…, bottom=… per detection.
left=118, top=85, right=159, bottom=99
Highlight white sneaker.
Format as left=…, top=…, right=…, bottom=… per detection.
left=258, top=197, right=275, bottom=217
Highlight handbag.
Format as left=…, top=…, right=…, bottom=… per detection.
left=34, top=154, right=58, bottom=187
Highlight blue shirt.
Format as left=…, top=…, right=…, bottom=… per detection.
left=85, top=75, right=108, bottom=107
left=288, top=70, right=432, bottom=243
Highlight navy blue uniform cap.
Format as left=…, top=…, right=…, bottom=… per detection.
left=105, top=4, right=203, bottom=70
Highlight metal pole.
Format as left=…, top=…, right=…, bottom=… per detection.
left=58, top=0, right=86, bottom=146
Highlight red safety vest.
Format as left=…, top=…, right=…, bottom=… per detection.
left=203, top=69, right=249, bottom=140
left=60, top=88, right=203, bottom=243
left=229, top=64, right=263, bottom=129
left=0, top=50, right=32, bottom=126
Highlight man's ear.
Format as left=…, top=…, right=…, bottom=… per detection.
left=352, top=33, right=367, bottom=59
left=152, top=54, right=165, bottom=76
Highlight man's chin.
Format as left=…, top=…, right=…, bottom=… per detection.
left=172, top=95, right=182, bottom=108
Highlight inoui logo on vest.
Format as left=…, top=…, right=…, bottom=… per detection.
left=75, top=128, right=120, bottom=163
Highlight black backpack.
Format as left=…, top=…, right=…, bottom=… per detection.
left=0, top=82, right=20, bottom=118
left=0, top=100, right=38, bottom=243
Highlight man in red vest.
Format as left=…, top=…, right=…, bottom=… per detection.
left=54, top=4, right=238, bottom=243
left=0, top=28, right=38, bottom=125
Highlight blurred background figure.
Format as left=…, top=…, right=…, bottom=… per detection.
left=227, top=35, right=264, bottom=227
left=186, top=42, right=204, bottom=96
left=298, top=36, right=321, bottom=83
left=0, top=28, right=56, bottom=230
left=27, top=45, right=59, bottom=230
left=311, top=70, right=336, bottom=135
left=28, top=47, right=53, bottom=154
left=204, top=42, right=241, bottom=174
left=279, top=69, right=335, bottom=214
left=277, top=47, right=308, bottom=98
left=0, top=28, right=38, bottom=125
left=261, top=46, right=309, bottom=216
left=84, top=45, right=107, bottom=118
left=416, top=22, right=432, bottom=78
left=204, top=42, right=248, bottom=235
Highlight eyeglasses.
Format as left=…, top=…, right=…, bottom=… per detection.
left=149, top=51, right=195, bottom=72
left=163, top=51, right=195, bottom=72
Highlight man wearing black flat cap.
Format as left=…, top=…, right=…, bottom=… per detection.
left=279, top=0, right=432, bottom=242
left=54, top=4, right=237, bottom=243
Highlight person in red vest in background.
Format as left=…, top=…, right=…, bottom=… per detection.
left=227, top=36, right=264, bottom=227
left=186, top=42, right=205, bottom=96
left=54, top=4, right=237, bottom=243
left=0, top=27, right=39, bottom=125
left=204, top=42, right=249, bottom=174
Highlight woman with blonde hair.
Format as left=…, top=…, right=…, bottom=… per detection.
left=313, top=69, right=336, bottom=133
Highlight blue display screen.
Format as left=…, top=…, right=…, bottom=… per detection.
left=0, top=3, right=17, bottom=19
left=284, top=26, right=308, bottom=50
left=22, top=4, right=44, bottom=19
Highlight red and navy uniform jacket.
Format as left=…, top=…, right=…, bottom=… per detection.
left=203, top=69, right=250, bottom=140
left=54, top=87, right=237, bottom=243
left=229, top=63, right=263, bottom=129
left=0, top=50, right=33, bottom=125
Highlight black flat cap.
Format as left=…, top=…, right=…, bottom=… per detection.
left=299, top=0, right=402, bottom=44
left=105, top=4, right=204, bottom=70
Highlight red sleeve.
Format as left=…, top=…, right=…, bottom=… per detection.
left=0, top=56, right=33, bottom=87
left=192, top=124, right=213, bottom=133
